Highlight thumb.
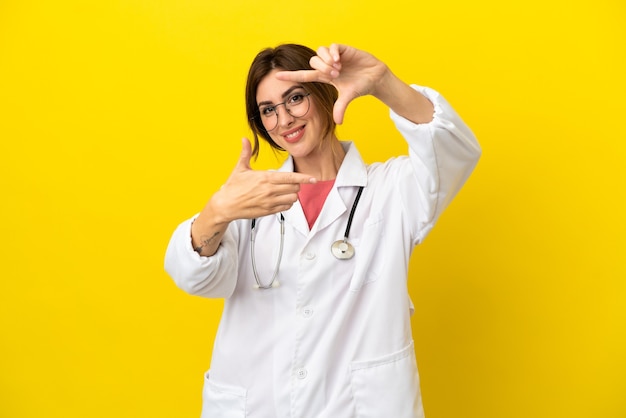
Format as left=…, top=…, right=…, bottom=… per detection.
left=333, top=95, right=352, bottom=125
left=236, top=137, right=253, bottom=170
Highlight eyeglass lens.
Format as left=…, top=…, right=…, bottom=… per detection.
left=259, top=91, right=310, bottom=131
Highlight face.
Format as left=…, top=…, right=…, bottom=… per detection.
left=256, top=70, right=328, bottom=160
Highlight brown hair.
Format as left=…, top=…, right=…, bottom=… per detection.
left=245, top=44, right=338, bottom=158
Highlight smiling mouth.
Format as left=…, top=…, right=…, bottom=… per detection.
left=282, top=126, right=305, bottom=142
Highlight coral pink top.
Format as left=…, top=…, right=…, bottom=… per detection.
left=298, top=179, right=335, bottom=229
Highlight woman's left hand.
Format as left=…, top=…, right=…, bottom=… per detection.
left=275, top=44, right=389, bottom=124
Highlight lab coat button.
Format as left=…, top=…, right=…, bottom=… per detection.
left=304, top=252, right=315, bottom=260
left=302, top=307, right=314, bottom=318
left=296, top=368, right=308, bottom=379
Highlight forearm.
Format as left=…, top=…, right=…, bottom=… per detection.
left=390, top=85, right=481, bottom=241
left=372, top=69, right=435, bottom=125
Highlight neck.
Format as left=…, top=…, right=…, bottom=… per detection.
left=293, top=139, right=346, bottom=181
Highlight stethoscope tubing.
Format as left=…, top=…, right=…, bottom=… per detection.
left=250, top=186, right=364, bottom=290
left=250, top=213, right=284, bottom=289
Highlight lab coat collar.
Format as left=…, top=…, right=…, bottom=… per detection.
left=277, top=141, right=368, bottom=237
left=335, top=141, right=368, bottom=188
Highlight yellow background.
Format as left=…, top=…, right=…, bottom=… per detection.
left=1, top=1, right=624, bottom=417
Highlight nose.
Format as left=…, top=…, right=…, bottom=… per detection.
left=275, top=104, right=295, bottom=127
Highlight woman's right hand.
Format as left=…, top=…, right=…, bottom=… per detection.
left=211, top=138, right=317, bottom=222
left=190, top=138, right=316, bottom=256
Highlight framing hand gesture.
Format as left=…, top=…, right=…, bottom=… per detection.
left=276, top=44, right=389, bottom=124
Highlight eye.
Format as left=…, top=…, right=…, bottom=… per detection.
left=260, top=106, right=275, bottom=117
left=287, top=93, right=305, bottom=105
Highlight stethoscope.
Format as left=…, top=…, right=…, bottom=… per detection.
left=250, top=186, right=364, bottom=290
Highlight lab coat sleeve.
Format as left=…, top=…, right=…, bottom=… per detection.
left=390, top=85, right=481, bottom=245
left=164, top=216, right=239, bottom=298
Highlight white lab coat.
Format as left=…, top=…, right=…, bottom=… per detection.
left=165, top=86, right=481, bottom=418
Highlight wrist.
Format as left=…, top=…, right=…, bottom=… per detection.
left=190, top=195, right=232, bottom=256
left=370, top=66, right=395, bottom=101
left=205, top=190, right=233, bottom=225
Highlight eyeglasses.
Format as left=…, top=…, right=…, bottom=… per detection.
left=256, top=90, right=311, bottom=132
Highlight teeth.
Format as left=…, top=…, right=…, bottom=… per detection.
left=285, top=128, right=302, bottom=139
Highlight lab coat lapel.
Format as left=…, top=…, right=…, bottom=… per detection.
left=311, top=187, right=347, bottom=234
left=284, top=199, right=309, bottom=237
left=311, top=142, right=368, bottom=235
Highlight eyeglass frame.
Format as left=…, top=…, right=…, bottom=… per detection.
left=253, top=89, right=312, bottom=132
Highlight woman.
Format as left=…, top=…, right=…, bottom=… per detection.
left=165, top=43, right=481, bottom=417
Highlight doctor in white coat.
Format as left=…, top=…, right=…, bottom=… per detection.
left=165, top=43, right=481, bottom=417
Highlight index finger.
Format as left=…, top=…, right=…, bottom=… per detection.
left=274, top=69, right=332, bottom=84
left=268, top=171, right=317, bottom=185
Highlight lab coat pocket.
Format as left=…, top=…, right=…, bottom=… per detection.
left=349, top=214, right=384, bottom=292
left=201, top=371, right=247, bottom=418
left=349, top=341, right=424, bottom=418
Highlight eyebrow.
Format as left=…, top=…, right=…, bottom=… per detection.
left=257, top=85, right=305, bottom=107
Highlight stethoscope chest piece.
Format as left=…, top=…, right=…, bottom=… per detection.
left=331, top=240, right=355, bottom=260
left=330, top=186, right=364, bottom=261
